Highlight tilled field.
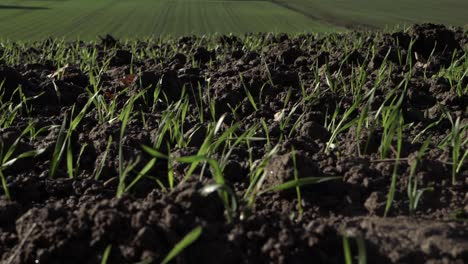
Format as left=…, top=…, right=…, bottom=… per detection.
left=0, top=24, right=467, bottom=263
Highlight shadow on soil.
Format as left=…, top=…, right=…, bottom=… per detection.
left=0, top=5, right=49, bottom=10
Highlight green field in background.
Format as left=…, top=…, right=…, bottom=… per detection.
left=0, top=0, right=466, bottom=40
left=273, top=0, right=468, bottom=29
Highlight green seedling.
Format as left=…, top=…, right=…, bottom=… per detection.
left=343, top=236, right=353, bottom=264
left=342, top=235, right=367, bottom=264
left=259, top=176, right=342, bottom=194
left=142, top=146, right=236, bottom=221
left=243, top=144, right=280, bottom=206
left=100, top=245, right=112, bottom=264
left=376, top=78, right=407, bottom=159
left=50, top=91, right=99, bottom=178
left=161, top=226, right=203, bottom=264
left=95, top=136, right=113, bottom=180
left=66, top=137, right=88, bottom=178
left=407, top=137, right=433, bottom=214
left=384, top=112, right=403, bottom=217
left=240, top=74, right=258, bottom=111
left=451, top=209, right=468, bottom=222
left=0, top=124, right=46, bottom=199
left=326, top=100, right=360, bottom=154
left=445, top=114, right=467, bottom=185
left=116, top=93, right=141, bottom=198
left=291, top=147, right=303, bottom=215
left=200, top=183, right=238, bottom=221
left=125, top=158, right=157, bottom=193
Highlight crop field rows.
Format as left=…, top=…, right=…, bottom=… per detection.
left=1, top=0, right=468, bottom=40
left=0, top=24, right=467, bottom=263
left=0, top=0, right=334, bottom=40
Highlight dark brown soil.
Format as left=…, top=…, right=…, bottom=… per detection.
left=0, top=24, right=467, bottom=264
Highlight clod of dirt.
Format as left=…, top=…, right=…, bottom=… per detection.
left=222, top=160, right=246, bottom=183
left=240, top=51, right=260, bottom=64
left=110, top=50, right=133, bottom=67
left=299, top=121, right=330, bottom=142
left=0, top=65, right=30, bottom=100
left=364, top=192, right=386, bottom=215
left=194, top=47, right=215, bottom=64
left=0, top=198, right=22, bottom=226
left=345, top=217, right=468, bottom=263
left=178, top=67, right=206, bottom=89
left=217, top=35, right=241, bottom=46
left=279, top=47, right=302, bottom=65
left=314, top=51, right=329, bottom=67
left=0, top=128, right=35, bottom=170
left=345, top=127, right=381, bottom=155
left=172, top=53, right=187, bottom=65
left=407, top=83, right=436, bottom=108
left=160, top=70, right=183, bottom=101
left=409, top=24, right=460, bottom=59
left=99, top=34, right=118, bottom=47
left=264, top=151, right=321, bottom=191
left=172, top=179, right=225, bottom=220
left=139, top=71, right=161, bottom=90
left=61, top=66, right=89, bottom=87
left=294, top=56, right=309, bottom=68
left=38, top=80, right=85, bottom=106
left=343, top=49, right=364, bottom=65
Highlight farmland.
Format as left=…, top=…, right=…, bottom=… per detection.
left=0, top=0, right=336, bottom=40
left=0, top=24, right=467, bottom=263
left=274, top=0, right=468, bottom=28
left=0, top=0, right=468, bottom=263
left=0, top=0, right=467, bottom=40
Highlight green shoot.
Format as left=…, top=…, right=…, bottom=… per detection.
left=259, top=176, right=342, bottom=194
left=291, top=147, right=303, bottom=215
left=342, top=235, right=367, bottom=264
left=95, top=136, right=113, bottom=180
left=384, top=112, right=403, bottom=217
left=161, top=226, right=203, bottom=264
left=343, top=236, right=353, bottom=264
left=407, top=137, right=433, bottom=214
left=100, top=245, right=112, bottom=264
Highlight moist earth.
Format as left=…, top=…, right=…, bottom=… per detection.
left=0, top=24, right=467, bottom=263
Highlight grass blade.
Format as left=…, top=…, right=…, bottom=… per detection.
left=100, top=245, right=112, bottom=264
left=0, top=170, right=11, bottom=200
left=49, top=115, right=68, bottom=177
left=125, top=158, right=156, bottom=192
left=95, top=136, right=113, bottom=180
left=343, top=236, right=353, bottom=264
left=1, top=148, right=46, bottom=169
left=161, top=226, right=203, bottom=264
left=260, top=176, right=341, bottom=194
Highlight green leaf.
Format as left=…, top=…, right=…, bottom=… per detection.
left=95, top=136, right=113, bottom=180
left=2, top=148, right=46, bottom=169
left=356, top=237, right=367, bottom=264
left=125, top=158, right=157, bottom=192
left=342, top=236, right=353, bottom=264
left=200, top=183, right=238, bottom=218
left=261, top=176, right=341, bottom=194
left=161, top=226, right=203, bottom=264
left=66, top=138, right=73, bottom=178
left=0, top=170, right=11, bottom=200
left=142, top=145, right=168, bottom=159
left=100, top=245, right=112, bottom=264
left=175, top=155, right=207, bottom=163
left=49, top=115, right=68, bottom=177
left=214, top=113, right=227, bottom=135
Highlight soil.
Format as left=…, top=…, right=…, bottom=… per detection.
left=0, top=24, right=467, bottom=263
